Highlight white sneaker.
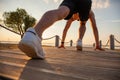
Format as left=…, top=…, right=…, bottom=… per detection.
left=18, top=27, right=45, bottom=59
left=76, top=39, right=82, bottom=51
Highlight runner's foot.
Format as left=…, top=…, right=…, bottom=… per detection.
left=18, top=27, right=45, bottom=59
left=76, top=39, right=82, bottom=51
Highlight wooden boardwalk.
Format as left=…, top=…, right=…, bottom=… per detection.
left=0, top=47, right=120, bottom=80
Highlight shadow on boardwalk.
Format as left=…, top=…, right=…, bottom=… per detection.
left=0, top=47, right=120, bottom=80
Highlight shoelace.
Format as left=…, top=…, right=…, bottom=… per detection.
left=26, top=31, right=36, bottom=35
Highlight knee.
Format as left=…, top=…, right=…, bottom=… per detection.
left=80, top=21, right=86, bottom=26
left=43, top=6, right=70, bottom=20
left=43, top=10, right=63, bottom=21
left=44, top=10, right=56, bottom=17
left=57, top=6, right=70, bottom=20
left=80, top=22, right=86, bottom=29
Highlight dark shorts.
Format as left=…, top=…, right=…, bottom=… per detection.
left=60, top=0, right=92, bottom=21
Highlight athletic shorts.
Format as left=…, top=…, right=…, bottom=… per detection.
left=60, top=0, right=92, bottom=21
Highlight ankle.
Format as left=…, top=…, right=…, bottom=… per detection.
left=77, top=39, right=82, bottom=42
left=34, top=28, right=42, bottom=39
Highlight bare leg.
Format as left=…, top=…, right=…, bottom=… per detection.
left=76, top=21, right=86, bottom=51
left=34, top=6, right=70, bottom=38
left=78, top=21, right=86, bottom=40
left=19, top=6, right=70, bottom=59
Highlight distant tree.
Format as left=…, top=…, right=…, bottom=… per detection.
left=0, top=18, right=2, bottom=22
left=23, top=15, right=36, bottom=32
left=3, top=8, right=36, bottom=37
left=0, top=18, right=3, bottom=24
left=0, top=18, right=3, bottom=29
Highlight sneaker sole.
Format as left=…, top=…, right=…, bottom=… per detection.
left=18, top=42, right=39, bottom=58
left=76, top=46, right=82, bottom=51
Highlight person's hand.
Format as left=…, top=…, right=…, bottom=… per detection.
left=94, top=46, right=105, bottom=51
left=58, top=45, right=65, bottom=49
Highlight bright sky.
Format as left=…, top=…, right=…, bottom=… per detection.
left=0, top=0, right=120, bottom=45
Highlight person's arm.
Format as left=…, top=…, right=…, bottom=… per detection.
left=62, top=19, right=73, bottom=42
left=89, top=10, right=104, bottom=50
left=89, top=10, right=99, bottom=45
left=59, top=18, right=73, bottom=48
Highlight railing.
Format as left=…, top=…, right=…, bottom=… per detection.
left=101, top=34, right=120, bottom=50
left=1, top=24, right=119, bottom=49
left=0, top=24, right=73, bottom=47
left=42, top=35, right=73, bottom=47
left=0, top=24, right=21, bottom=35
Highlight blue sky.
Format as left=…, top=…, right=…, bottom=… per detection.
left=0, top=0, right=120, bottom=45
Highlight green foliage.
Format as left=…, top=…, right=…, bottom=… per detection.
left=3, top=8, right=36, bottom=35
left=23, top=15, right=36, bottom=32
left=0, top=18, right=2, bottom=23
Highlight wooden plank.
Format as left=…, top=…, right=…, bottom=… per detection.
left=0, top=47, right=120, bottom=80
